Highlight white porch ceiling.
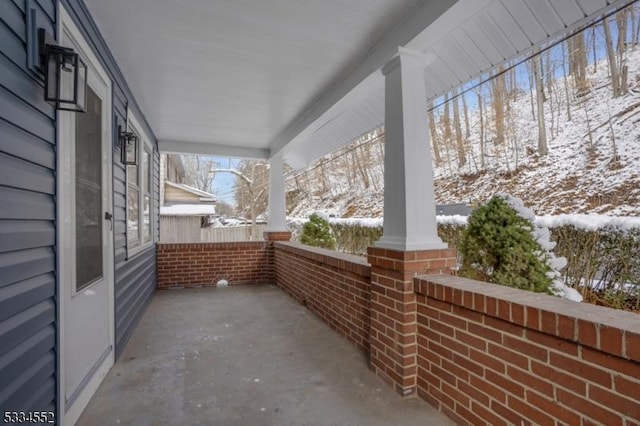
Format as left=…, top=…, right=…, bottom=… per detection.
left=84, top=0, right=631, bottom=167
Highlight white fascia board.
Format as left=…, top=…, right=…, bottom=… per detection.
left=269, top=0, right=460, bottom=159
left=158, top=140, right=269, bottom=159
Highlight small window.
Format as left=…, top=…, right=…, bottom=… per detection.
left=126, top=116, right=154, bottom=253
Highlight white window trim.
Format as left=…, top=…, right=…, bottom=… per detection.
left=126, top=110, right=155, bottom=257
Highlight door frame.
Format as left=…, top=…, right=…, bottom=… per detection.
left=56, top=5, right=115, bottom=425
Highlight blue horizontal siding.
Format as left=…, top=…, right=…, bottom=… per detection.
left=0, top=221, right=55, bottom=253
left=114, top=247, right=156, bottom=358
left=0, top=0, right=56, bottom=415
left=0, top=119, right=55, bottom=169
left=1, top=0, right=160, bottom=418
left=0, top=152, right=55, bottom=194
left=0, top=273, right=55, bottom=323
left=0, top=186, right=55, bottom=221
left=0, top=52, right=55, bottom=118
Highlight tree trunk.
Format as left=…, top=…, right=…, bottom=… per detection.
left=477, top=87, right=485, bottom=169
left=603, top=17, right=622, bottom=97
left=491, top=67, right=506, bottom=147
left=635, top=3, right=640, bottom=48
left=528, top=61, right=536, bottom=118
left=592, top=26, right=598, bottom=73
left=442, top=94, right=452, bottom=144
left=452, top=88, right=466, bottom=167
left=462, top=92, right=471, bottom=139
left=544, top=50, right=556, bottom=138
left=561, top=41, right=572, bottom=121
left=569, top=31, right=588, bottom=94
left=533, top=51, right=548, bottom=155
left=632, top=6, right=638, bottom=50
left=427, top=100, right=442, bottom=166
left=616, top=9, right=629, bottom=95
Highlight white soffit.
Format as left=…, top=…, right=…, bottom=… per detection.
left=83, top=0, right=439, bottom=156
left=280, top=0, right=631, bottom=167
left=85, top=0, right=630, bottom=167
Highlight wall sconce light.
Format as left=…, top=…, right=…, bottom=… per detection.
left=39, top=28, right=87, bottom=112
left=119, top=126, right=139, bottom=165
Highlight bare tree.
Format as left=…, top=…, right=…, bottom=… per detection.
left=181, top=155, right=216, bottom=193
left=462, top=90, right=471, bottom=139
left=603, top=16, right=622, bottom=97
left=616, top=8, right=629, bottom=95
left=561, top=40, right=573, bottom=121
left=533, top=49, right=549, bottom=155
left=491, top=66, right=506, bottom=147
left=452, top=88, right=466, bottom=167
left=568, top=31, right=589, bottom=94
left=544, top=50, right=556, bottom=138
left=427, top=99, right=442, bottom=166
left=225, top=161, right=269, bottom=240
left=476, top=85, right=486, bottom=169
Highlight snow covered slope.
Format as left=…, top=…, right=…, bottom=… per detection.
left=288, top=48, right=640, bottom=218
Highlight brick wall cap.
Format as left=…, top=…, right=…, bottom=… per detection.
left=274, top=242, right=371, bottom=276
left=158, top=242, right=267, bottom=249
left=416, top=274, right=640, bottom=362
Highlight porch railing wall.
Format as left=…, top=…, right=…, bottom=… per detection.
left=413, top=275, right=640, bottom=425
left=274, top=242, right=371, bottom=353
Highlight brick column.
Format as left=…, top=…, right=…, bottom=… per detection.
left=367, top=246, right=456, bottom=397
left=264, top=231, right=291, bottom=284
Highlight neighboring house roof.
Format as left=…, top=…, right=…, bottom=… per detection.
left=165, top=181, right=216, bottom=202
left=160, top=204, right=216, bottom=216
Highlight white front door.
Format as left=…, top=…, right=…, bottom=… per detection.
left=58, top=7, right=114, bottom=425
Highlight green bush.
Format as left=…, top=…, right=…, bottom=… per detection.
left=331, top=223, right=382, bottom=255
left=300, top=214, right=336, bottom=250
left=287, top=215, right=640, bottom=311
left=459, top=195, right=553, bottom=293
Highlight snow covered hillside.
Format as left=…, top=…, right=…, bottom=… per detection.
left=287, top=46, right=640, bottom=218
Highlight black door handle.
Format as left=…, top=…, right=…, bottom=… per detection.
left=104, top=212, right=113, bottom=230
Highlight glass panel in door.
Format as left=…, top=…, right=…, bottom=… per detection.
left=75, top=86, right=103, bottom=292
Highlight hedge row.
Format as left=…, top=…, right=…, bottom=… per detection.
left=287, top=220, right=640, bottom=311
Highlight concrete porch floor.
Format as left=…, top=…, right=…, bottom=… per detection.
left=78, top=285, right=453, bottom=426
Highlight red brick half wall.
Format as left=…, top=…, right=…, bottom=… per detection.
left=415, top=274, right=640, bottom=426
left=157, top=242, right=270, bottom=288
left=274, top=242, right=371, bottom=353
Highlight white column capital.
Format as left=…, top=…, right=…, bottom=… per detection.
left=382, top=47, right=436, bottom=76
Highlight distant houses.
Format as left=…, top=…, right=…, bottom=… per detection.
left=160, top=155, right=217, bottom=240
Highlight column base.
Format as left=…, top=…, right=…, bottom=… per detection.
left=375, top=235, right=448, bottom=251
left=367, top=245, right=457, bottom=398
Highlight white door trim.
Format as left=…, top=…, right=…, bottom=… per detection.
left=57, top=5, right=114, bottom=425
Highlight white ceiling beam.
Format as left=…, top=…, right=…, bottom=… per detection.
left=158, top=140, right=269, bottom=160
left=269, top=0, right=462, bottom=159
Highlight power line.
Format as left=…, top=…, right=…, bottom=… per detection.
left=429, top=0, right=639, bottom=112
left=213, top=1, right=640, bottom=203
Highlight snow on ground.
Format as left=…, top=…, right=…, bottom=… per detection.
left=287, top=48, right=640, bottom=219
left=160, top=204, right=216, bottom=215
left=289, top=212, right=639, bottom=233
left=433, top=49, right=640, bottom=216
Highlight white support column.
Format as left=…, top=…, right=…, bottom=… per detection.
left=265, top=157, right=289, bottom=232
left=376, top=48, right=446, bottom=251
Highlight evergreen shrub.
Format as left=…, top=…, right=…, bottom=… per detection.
left=459, top=195, right=553, bottom=293
left=300, top=214, right=336, bottom=250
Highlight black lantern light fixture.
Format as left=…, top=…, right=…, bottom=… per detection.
left=39, top=28, right=87, bottom=112
left=119, top=126, right=139, bottom=166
